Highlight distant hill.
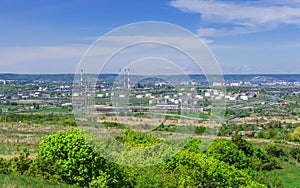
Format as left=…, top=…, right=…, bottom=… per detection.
left=0, top=74, right=75, bottom=82
left=0, top=73, right=299, bottom=83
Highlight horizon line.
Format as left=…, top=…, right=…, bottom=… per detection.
left=0, top=73, right=299, bottom=75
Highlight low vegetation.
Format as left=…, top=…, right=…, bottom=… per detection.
left=1, top=125, right=298, bottom=187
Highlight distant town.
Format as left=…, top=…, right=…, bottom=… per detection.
left=1, top=74, right=299, bottom=130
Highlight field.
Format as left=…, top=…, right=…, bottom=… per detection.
left=0, top=122, right=70, bottom=159
left=275, top=165, right=300, bottom=188
left=0, top=119, right=299, bottom=187
left=0, top=174, right=75, bottom=188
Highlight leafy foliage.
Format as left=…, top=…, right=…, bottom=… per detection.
left=290, top=147, right=300, bottom=162
left=0, top=174, right=76, bottom=188
left=116, top=128, right=161, bottom=147
left=161, top=150, right=266, bottom=188
left=26, top=129, right=128, bottom=187
left=10, top=149, right=32, bottom=175
left=0, top=126, right=295, bottom=187
left=206, top=135, right=281, bottom=171
left=0, top=157, right=11, bottom=174
left=0, top=113, right=76, bottom=126
left=265, top=144, right=286, bottom=158
left=291, top=127, right=300, bottom=142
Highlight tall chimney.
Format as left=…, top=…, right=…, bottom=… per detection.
left=85, top=82, right=88, bottom=109
left=80, top=69, right=83, bottom=87
left=124, top=69, right=126, bottom=89
left=127, top=68, right=130, bottom=90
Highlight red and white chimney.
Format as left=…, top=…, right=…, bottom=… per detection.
left=127, top=68, right=130, bottom=90
left=124, top=69, right=126, bottom=89
left=80, top=69, right=83, bottom=87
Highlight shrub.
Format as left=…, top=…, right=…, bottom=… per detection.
left=206, top=136, right=281, bottom=171
left=162, top=150, right=266, bottom=188
left=291, top=127, right=300, bottom=142
left=26, top=129, right=128, bottom=187
left=290, top=147, right=300, bottom=162
left=10, top=149, right=32, bottom=175
left=0, top=157, right=11, bottom=174
left=265, top=145, right=286, bottom=158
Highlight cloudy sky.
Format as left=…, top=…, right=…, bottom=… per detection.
left=1, top=0, right=300, bottom=74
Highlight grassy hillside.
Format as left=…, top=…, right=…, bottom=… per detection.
left=0, top=174, right=76, bottom=188
left=275, top=165, right=300, bottom=188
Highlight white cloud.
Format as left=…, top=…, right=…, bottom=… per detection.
left=0, top=45, right=90, bottom=73
left=170, top=0, right=300, bottom=36
left=0, top=34, right=216, bottom=73
left=0, top=45, right=86, bottom=65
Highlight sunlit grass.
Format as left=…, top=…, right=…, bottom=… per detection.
left=275, top=165, right=300, bottom=187
left=0, top=174, right=76, bottom=188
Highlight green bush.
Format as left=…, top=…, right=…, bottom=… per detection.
left=10, top=149, right=32, bottom=175
left=206, top=136, right=281, bottom=171
left=0, top=157, right=11, bottom=174
left=162, top=150, right=266, bottom=188
left=116, top=128, right=161, bottom=147
left=265, top=145, right=286, bottom=158
left=135, top=169, right=163, bottom=188
left=290, top=147, right=300, bottom=162
left=26, top=129, right=128, bottom=187
left=205, top=139, right=248, bottom=169
left=291, top=127, right=300, bottom=142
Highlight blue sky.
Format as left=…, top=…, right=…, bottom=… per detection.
left=0, top=0, right=300, bottom=74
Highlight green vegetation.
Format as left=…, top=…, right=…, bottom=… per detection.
left=0, top=113, right=76, bottom=126
left=152, top=123, right=177, bottom=132
left=275, top=165, right=300, bottom=188
left=26, top=129, right=128, bottom=187
left=29, top=106, right=72, bottom=114
left=291, top=127, right=300, bottom=142
left=219, top=121, right=300, bottom=142
left=0, top=174, right=76, bottom=188
left=101, top=121, right=127, bottom=129
left=206, top=136, right=281, bottom=171
left=1, top=79, right=300, bottom=187
left=116, top=128, right=161, bottom=147
left=2, top=127, right=298, bottom=187
left=0, top=111, right=299, bottom=188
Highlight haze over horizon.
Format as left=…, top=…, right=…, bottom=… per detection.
left=1, top=0, right=300, bottom=74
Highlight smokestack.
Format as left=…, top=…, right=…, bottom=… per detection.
left=127, top=68, right=130, bottom=90
left=85, top=82, right=88, bottom=109
left=124, top=69, right=126, bottom=89
left=80, top=69, right=83, bottom=87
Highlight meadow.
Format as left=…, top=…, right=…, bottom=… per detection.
left=0, top=118, right=299, bottom=187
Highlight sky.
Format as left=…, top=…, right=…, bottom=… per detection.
left=0, top=0, right=300, bottom=74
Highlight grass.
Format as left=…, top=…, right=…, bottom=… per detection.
left=0, top=144, right=38, bottom=156
left=164, top=111, right=210, bottom=120
left=0, top=174, right=76, bottom=188
left=27, top=107, right=71, bottom=114
left=198, top=112, right=210, bottom=119
left=275, top=165, right=300, bottom=188
left=0, top=123, right=70, bottom=159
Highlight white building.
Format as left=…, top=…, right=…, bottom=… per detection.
left=230, top=82, right=240, bottom=87
left=240, top=95, right=249, bottom=101
left=204, top=92, right=211, bottom=97
left=213, top=82, right=224, bottom=87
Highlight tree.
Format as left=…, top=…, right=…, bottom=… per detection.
left=162, top=150, right=266, bottom=188
left=290, top=148, right=300, bottom=162
left=26, top=129, right=129, bottom=187
left=265, top=145, right=285, bottom=158
left=10, top=149, right=32, bottom=175
left=205, top=139, right=248, bottom=169
left=0, top=157, right=11, bottom=174
left=291, top=127, right=300, bottom=142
